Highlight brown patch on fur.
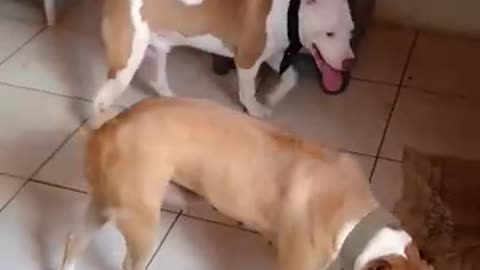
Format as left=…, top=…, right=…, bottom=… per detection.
left=270, top=131, right=326, bottom=160
left=102, top=0, right=134, bottom=78
left=102, top=0, right=272, bottom=70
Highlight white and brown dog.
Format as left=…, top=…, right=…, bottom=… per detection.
left=60, top=97, right=434, bottom=270
left=93, top=0, right=355, bottom=117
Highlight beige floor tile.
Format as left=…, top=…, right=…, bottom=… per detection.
left=0, top=17, right=42, bottom=63
left=269, top=73, right=396, bottom=155
left=370, top=159, right=403, bottom=210
left=149, top=215, right=274, bottom=270
left=349, top=153, right=375, bottom=179
left=352, top=24, right=414, bottom=84
left=0, top=84, right=88, bottom=178
left=0, top=0, right=45, bottom=24
left=405, top=33, right=480, bottom=98
left=0, top=26, right=241, bottom=109
left=381, top=88, right=480, bottom=160
left=34, top=124, right=88, bottom=191
left=57, top=0, right=102, bottom=36
left=0, top=174, right=25, bottom=208
left=0, top=28, right=106, bottom=99
left=0, top=182, right=176, bottom=270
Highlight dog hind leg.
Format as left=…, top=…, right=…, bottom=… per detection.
left=117, top=208, right=160, bottom=270
left=116, top=165, right=173, bottom=270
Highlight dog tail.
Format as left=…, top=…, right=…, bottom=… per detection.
left=78, top=109, right=121, bottom=138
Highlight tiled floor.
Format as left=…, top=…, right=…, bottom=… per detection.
left=0, top=1, right=479, bottom=270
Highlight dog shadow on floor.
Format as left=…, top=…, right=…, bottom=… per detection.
left=4, top=128, right=111, bottom=269
left=22, top=182, right=116, bottom=270
left=159, top=214, right=275, bottom=270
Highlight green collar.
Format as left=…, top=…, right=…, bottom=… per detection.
left=339, top=208, right=400, bottom=270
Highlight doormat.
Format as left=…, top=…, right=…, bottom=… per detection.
left=393, top=148, right=480, bottom=270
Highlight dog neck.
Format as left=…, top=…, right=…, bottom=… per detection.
left=279, top=0, right=302, bottom=75
left=339, top=208, right=412, bottom=270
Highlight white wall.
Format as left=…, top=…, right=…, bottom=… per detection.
left=374, top=0, right=480, bottom=38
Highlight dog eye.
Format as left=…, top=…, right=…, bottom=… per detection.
left=326, top=32, right=335, bottom=38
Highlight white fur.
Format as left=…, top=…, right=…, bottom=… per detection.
left=94, top=0, right=353, bottom=116
left=148, top=32, right=235, bottom=104
left=237, top=66, right=272, bottom=117
left=152, top=32, right=234, bottom=57
left=354, top=228, right=412, bottom=270
left=178, top=0, right=203, bottom=6
left=299, top=0, right=355, bottom=70
left=265, top=52, right=298, bottom=106
left=93, top=0, right=150, bottom=114
left=150, top=49, right=174, bottom=96
left=336, top=220, right=359, bottom=252
left=330, top=216, right=412, bottom=270
left=62, top=264, right=75, bottom=270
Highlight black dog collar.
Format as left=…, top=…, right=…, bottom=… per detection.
left=279, top=0, right=303, bottom=75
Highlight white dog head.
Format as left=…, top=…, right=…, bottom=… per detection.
left=299, top=0, right=355, bottom=92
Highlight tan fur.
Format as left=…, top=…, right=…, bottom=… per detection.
left=60, top=97, right=429, bottom=270
left=102, top=0, right=271, bottom=71
left=101, top=0, right=134, bottom=78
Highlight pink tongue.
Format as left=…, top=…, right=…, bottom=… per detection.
left=313, top=54, right=343, bottom=93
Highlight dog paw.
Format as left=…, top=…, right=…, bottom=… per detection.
left=149, top=81, right=174, bottom=97
left=245, top=103, right=272, bottom=118
left=179, top=0, right=203, bottom=5
left=264, top=93, right=278, bottom=107
left=93, top=91, right=114, bottom=115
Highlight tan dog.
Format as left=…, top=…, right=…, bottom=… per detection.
left=93, top=0, right=355, bottom=117
left=60, top=97, right=433, bottom=270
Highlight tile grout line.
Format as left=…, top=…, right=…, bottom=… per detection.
left=0, top=81, right=93, bottom=103
left=0, top=26, right=46, bottom=67
left=368, top=31, right=419, bottom=182
left=29, top=179, right=87, bottom=194
left=146, top=210, right=183, bottom=268
left=350, top=77, right=399, bottom=87
left=402, top=85, right=480, bottom=103
left=341, top=149, right=377, bottom=159
left=0, top=118, right=88, bottom=214
left=0, top=171, right=26, bottom=180
left=180, top=212, right=257, bottom=234
left=28, top=119, right=89, bottom=180
left=1, top=166, right=261, bottom=232
left=1, top=167, right=258, bottom=231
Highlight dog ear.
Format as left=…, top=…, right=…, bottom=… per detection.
left=405, top=242, right=421, bottom=260
left=405, top=242, right=434, bottom=269
left=365, top=258, right=392, bottom=270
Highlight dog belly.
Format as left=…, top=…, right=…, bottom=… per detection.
left=173, top=176, right=272, bottom=232
left=152, top=32, right=234, bottom=57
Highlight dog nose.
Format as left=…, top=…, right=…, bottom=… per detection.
left=342, top=58, right=355, bottom=70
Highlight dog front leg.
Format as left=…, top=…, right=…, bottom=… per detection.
left=236, top=63, right=271, bottom=117
left=265, top=53, right=298, bottom=107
